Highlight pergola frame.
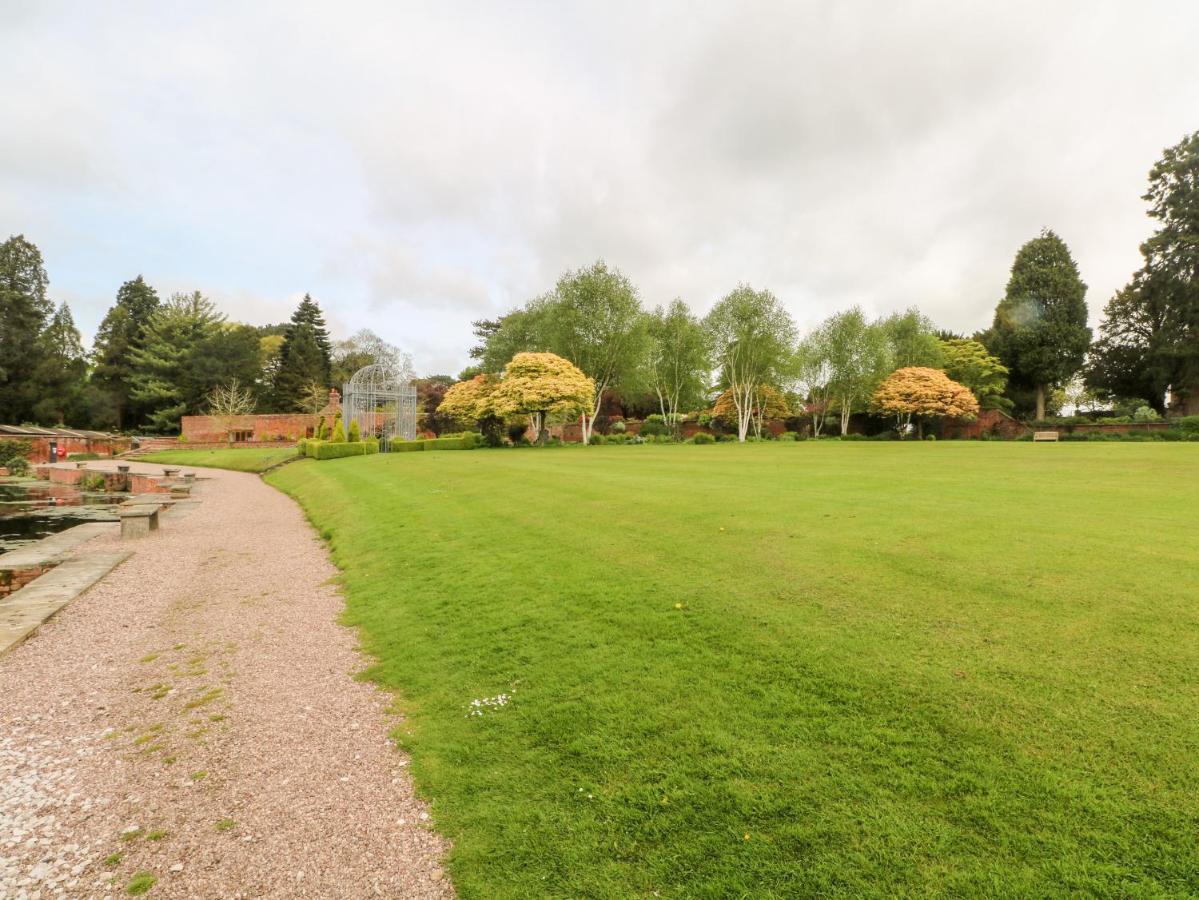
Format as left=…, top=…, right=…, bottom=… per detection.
left=342, top=360, right=418, bottom=448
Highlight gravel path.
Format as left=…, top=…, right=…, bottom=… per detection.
left=0, top=462, right=451, bottom=898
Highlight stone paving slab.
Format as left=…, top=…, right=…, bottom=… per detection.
left=0, top=551, right=131, bottom=656
left=0, top=523, right=117, bottom=570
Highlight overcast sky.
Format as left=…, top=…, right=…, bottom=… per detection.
left=3, top=1, right=1197, bottom=376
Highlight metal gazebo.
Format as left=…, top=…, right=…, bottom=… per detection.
left=342, top=360, right=418, bottom=448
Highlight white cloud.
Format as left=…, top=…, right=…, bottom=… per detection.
left=2, top=0, right=1197, bottom=376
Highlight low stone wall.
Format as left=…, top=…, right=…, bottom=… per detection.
left=1057, top=421, right=1172, bottom=435
left=0, top=565, right=53, bottom=599
left=33, top=465, right=170, bottom=494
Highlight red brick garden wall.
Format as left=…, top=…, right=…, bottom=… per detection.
left=2, top=435, right=131, bottom=464
left=181, top=414, right=317, bottom=443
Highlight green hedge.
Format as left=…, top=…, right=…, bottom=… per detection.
left=303, top=439, right=380, bottom=460
left=391, top=433, right=481, bottom=452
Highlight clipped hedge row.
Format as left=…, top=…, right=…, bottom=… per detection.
left=299, top=438, right=380, bottom=460
left=391, top=433, right=481, bottom=452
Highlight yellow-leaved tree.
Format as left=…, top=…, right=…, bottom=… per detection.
left=489, top=352, right=593, bottom=444
left=871, top=367, right=979, bottom=438
left=437, top=374, right=509, bottom=445
left=439, top=375, right=500, bottom=424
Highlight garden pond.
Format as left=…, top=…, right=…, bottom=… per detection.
left=0, top=478, right=123, bottom=552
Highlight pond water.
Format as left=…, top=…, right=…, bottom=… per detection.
left=0, top=480, right=123, bottom=552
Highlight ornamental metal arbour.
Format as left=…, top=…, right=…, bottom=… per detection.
left=342, top=360, right=418, bottom=447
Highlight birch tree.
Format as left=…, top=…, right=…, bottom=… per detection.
left=541, top=261, right=648, bottom=445
left=793, top=333, right=834, bottom=436
left=647, top=299, right=710, bottom=434
left=704, top=285, right=797, bottom=442
left=824, top=308, right=890, bottom=435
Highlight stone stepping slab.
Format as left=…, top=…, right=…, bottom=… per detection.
left=0, top=522, right=117, bottom=570
left=0, top=550, right=131, bottom=657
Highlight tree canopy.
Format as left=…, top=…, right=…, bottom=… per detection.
left=704, top=285, right=796, bottom=442
left=872, top=367, right=979, bottom=437
left=489, top=352, right=593, bottom=443
left=988, top=230, right=1090, bottom=419
left=1088, top=132, right=1199, bottom=413
left=272, top=293, right=332, bottom=410
left=940, top=338, right=1010, bottom=411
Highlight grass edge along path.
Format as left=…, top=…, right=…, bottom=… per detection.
left=140, top=447, right=299, bottom=473
left=267, top=443, right=1199, bottom=898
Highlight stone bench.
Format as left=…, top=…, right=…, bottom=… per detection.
left=118, top=504, right=160, bottom=538
left=1033, top=431, right=1060, bottom=442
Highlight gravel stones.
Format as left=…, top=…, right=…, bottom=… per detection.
left=0, top=462, right=451, bottom=897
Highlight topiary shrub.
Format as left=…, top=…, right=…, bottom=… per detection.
left=610, top=420, right=627, bottom=434
left=690, top=432, right=714, bottom=444
left=329, top=416, right=345, bottom=443
left=348, top=419, right=361, bottom=442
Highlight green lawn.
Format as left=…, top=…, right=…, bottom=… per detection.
left=267, top=443, right=1199, bottom=897
left=141, top=447, right=299, bottom=473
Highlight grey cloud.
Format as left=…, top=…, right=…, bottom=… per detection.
left=2, top=0, right=1198, bottom=375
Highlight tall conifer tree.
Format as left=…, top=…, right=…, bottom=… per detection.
left=272, top=293, right=332, bottom=410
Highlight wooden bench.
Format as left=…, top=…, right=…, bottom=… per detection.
left=1033, top=431, right=1060, bottom=442
left=118, top=504, right=160, bottom=538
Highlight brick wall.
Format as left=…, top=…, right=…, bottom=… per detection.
left=942, top=408, right=1030, bottom=440
left=2, top=435, right=131, bottom=464
left=181, top=414, right=319, bottom=443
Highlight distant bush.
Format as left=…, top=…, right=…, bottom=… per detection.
left=690, top=432, right=714, bottom=445
left=80, top=472, right=108, bottom=491
left=778, top=431, right=798, bottom=442
left=0, top=439, right=33, bottom=468
left=348, top=420, right=361, bottom=442
left=390, top=440, right=425, bottom=453
left=589, top=433, right=607, bottom=445
left=610, top=420, right=627, bottom=434
left=506, top=423, right=528, bottom=444
left=840, top=434, right=867, bottom=441
left=924, top=434, right=937, bottom=441
left=4, top=456, right=30, bottom=475
left=1133, top=406, right=1160, bottom=422
left=1178, top=416, right=1199, bottom=436
left=329, top=415, right=345, bottom=443
left=67, top=452, right=103, bottom=461
left=640, top=415, right=669, bottom=437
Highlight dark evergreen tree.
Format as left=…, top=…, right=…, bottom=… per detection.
left=1088, top=132, right=1199, bottom=413
left=988, top=230, right=1091, bottom=419
left=127, top=291, right=224, bottom=432
left=0, top=234, right=52, bottom=423
left=90, top=275, right=161, bottom=428
left=272, top=293, right=332, bottom=409
left=32, top=302, right=88, bottom=425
